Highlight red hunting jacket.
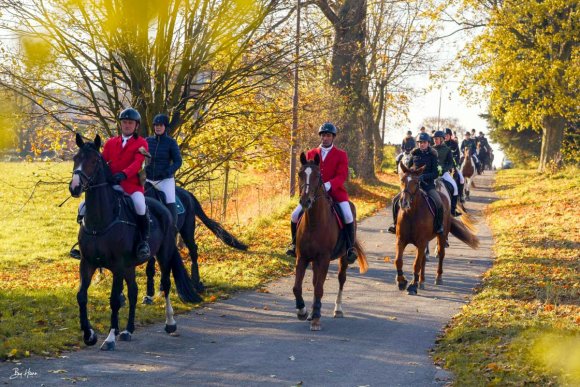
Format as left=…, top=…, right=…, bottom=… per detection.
left=102, top=135, right=148, bottom=194
left=306, top=146, right=349, bottom=202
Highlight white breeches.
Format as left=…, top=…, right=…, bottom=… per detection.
left=78, top=190, right=146, bottom=216
left=146, top=177, right=176, bottom=204
left=456, top=170, right=465, bottom=184
left=291, top=201, right=354, bottom=224
left=442, top=172, right=458, bottom=196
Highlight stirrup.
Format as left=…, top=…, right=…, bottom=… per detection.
left=346, top=248, right=357, bottom=264
left=285, top=244, right=296, bottom=257
left=137, top=242, right=151, bottom=260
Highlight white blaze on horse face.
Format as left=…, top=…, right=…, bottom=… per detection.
left=70, top=163, right=83, bottom=190
left=304, top=167, right=312, bottom=194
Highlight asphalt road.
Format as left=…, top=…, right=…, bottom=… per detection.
left=1, top=172, right=497, bottom=387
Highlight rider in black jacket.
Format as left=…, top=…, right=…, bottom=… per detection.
left=145, top=114, right=182, bottom=227
left=388, top=132, right=444, bottom=235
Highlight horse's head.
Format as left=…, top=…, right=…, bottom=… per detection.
left=298, top=152, right=323, bottom=210
left=398, top=163, right=425, bottom=210
left=69, top=133, right=106, bottom=198
left=463, top=147, right=470, bottom=158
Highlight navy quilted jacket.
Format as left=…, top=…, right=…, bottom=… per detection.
left=145, top=133, right=182, bottom=180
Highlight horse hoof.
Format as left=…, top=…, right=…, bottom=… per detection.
left=142, top=295, right=154, bottom=305
left=435, top=277, right=443, bottom=285
left=419, top=283, right=425, bottom=290
left=307, top=312, right=314, bottom=321
left=297, top=312, right=308, bottom=321
left=119, top=331, right=132, bottom=341
left=333, top=310, right=344, bottom=318
left=397, top=279, right=408, bottom=291
left=310, top=319, right=321, bottom=331
left=407, top=285, right=418, bottom=295
left=100, top=340, right=115, bottom=351
left=165, top=324, right=177, bottom=334
left=84, top=330, right=98, bottom=346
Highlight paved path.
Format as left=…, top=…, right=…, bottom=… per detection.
left=1, top=173, right=497, bottom=386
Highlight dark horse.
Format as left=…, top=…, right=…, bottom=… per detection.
left=143, top=185, right=248, bottom=300
left=395, top=164, right=479, bottom=295
left=69, top=134, right=201, bottom=351
left=293, top=153, right=368, bottom=331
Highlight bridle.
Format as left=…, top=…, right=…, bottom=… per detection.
left=401, top=175, right=420, bottom=205
left=299, top=166, right=328, bottom=205
left=73, top=147, right=109, bottom=193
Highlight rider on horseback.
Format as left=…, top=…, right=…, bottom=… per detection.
left=101, top=108, right=151, bottom=260
left=395, top=130, right=416, bottom=168
left=444, top=128, right=466, bottom=204
left=433, top=131, right=460, bottom=216
left=145, top=114, right=182, bottom=228
left=388, top=132, right=444, bottom=235
left=460, top=131, right=479, bottom=169
left=286, top=122, right=357, bottom=264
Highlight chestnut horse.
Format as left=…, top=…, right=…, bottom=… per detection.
left=293, top=152, right=368, bottom=331
left=461, top=148, right=476, bottom=200
left=395, top=164, right=479, bottom=295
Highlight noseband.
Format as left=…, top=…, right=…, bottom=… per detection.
left=73, top=148, right=108, bottom=193
left=402, top=176, right=420, bottom=204
left=299, top=168, right=327, bottom=204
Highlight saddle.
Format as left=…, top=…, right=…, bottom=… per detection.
left=144, top=182, right=185, bottom=215
left=419, top=189, right=436, bottom=218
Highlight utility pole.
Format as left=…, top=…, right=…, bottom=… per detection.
left=289, top=0, right=301, bottom=196
left=436, top=85, right=443, bottom=131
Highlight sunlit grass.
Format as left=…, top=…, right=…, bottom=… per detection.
left=0, top=161, right=398, bottom=359
left=433, top=167, right=580, bottom=385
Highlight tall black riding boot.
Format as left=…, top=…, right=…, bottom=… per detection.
left=167, top=203, right=179, bottom=229
left=136, top=214, right=151, bottom=260
left=434, top=206, right=444, bottom=235
left=344, top=222, right=358, bottom=264
left=285, top=221, right=297, bottom=257
left=458, top=182, right=465, bottom=203
left=387, top=195, right=400, bottom=234
left=451, top=195, right=459, bottom=217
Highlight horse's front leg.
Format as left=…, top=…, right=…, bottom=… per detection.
left=310, top=257, right=330, bottom=331
left=394, top=240, right=408, bottom=290
left=143, top=258, right=156, bottom=305
left=120, top=268, right=138, bottom=341
left=293, top=257, right=309, bottom=321
left=77, top=259, right=98, bottom=346
left=334, top=258, right=348, bottom=318
left=435, top=234, right=446, bottom=285
left=407, top=242, right=426, bottom=295
left=100, top=271, right=124, bottom=351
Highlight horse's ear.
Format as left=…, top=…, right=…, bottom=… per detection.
left=94, top=135, right=101, bottom=150
left=300, top=152, right=307, bottom=165
left=313, top=153, right=320, bottom=165
left=75, top=133, right=84, bottom=148
left=400, top=163, right=409, bottom=174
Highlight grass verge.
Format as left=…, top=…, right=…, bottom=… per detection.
left=433, top=167, right=580, bottom=385
left=0, top=161, right=398, bottom=360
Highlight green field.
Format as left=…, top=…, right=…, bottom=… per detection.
left=0, top=161, right=398, bottom=359
left=434, top=167, right=580, bottom=385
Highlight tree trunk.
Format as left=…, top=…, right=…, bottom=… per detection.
left=538, top=115, right=565, bottom=172
left=326, top=0, right=376, bottom=182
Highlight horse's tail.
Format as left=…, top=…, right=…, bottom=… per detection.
left=450, top=217, right=479, bottom=249
left=354, top=240, right=368, bottom=274
left=190, top=193, right=248, bottom=251
left=457, top=203, right=477, bottom=229
left=170, top=249, right=203, bottom=303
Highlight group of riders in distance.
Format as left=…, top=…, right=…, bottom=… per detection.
left=67, top=108, right=485, bottom=343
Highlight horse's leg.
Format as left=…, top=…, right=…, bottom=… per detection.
left=435, top=234, right=446, bottom=285
left=100, top=271, right=124, bottom=351
left=424, top=244, right=430, bottom=262
left=159, top=263, right=177, bottom=334
left=181, top=219, right=203, bottom=293
left=333, top=258, right=348, bottom=318
left=143, top=258, right=156, bottom=305
left=292, top=258, right=309, bottom=321
left=77, top=259, right=98, bottom=346
left=120, top=268, right=138, bottom=341
left=394, top=240, right=408, bottom=290
left=407, top=242, right=426, bottom=295
left=310, top=258, right=330, bottom=331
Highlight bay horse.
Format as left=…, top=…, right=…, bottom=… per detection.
left=395, top=164, right=479, bottom=295
left=461, top=148, right=476, bottom=200
left=143, top=185, right=248, bottom=301
left=69, top=134, right=201, bottom=351
left=293, top=152, right=368, bottom=331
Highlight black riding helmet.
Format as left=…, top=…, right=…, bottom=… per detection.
left=119, top=107, right=141, bottom=123
left=416, top=132, right=431, bottom=143
left=433, top=130, right=445, bottom=139
left=153, top=114, right=170, bottom=127
left=319, top=122, right=337, bottom=136
left=445, top=128, right=453, bottom=136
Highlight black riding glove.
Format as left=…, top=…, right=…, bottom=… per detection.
left=112, top=172, right=127, bottom=184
